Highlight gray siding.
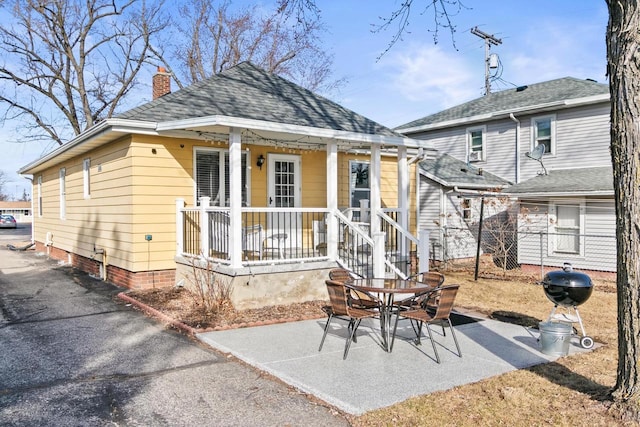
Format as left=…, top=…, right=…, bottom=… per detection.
left=410, top=103, right=611, bottom=184
left=418, top=175, right=444, bottom=260
left=517, top=198, right=616, bottom=272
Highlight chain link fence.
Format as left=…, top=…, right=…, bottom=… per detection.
left=435, top=226, right=616, bottom=282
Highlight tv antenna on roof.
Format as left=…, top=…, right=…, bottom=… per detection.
left=525, top=144, right=548, bottom=175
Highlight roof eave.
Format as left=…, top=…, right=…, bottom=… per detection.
left=398, top=93, right=610, bottom=134
left=157, top=115, right=432, bottom=149
left=18, top=119, right=158, bottom=175
left=505, top=190, right=614, bottom=198
left=419, top=169, right=509, bottom=189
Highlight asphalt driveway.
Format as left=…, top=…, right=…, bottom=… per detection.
left=0, top=243, right=348, bottom=426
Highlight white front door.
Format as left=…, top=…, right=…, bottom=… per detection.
left=267, top=154, right=302, bottom=249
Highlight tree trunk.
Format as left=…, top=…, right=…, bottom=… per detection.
left=606, top=0, right=640, bottom=420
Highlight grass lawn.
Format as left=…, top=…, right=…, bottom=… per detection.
left=350, top=270, right=625, bottom=426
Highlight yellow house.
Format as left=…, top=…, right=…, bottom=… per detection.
left=19, top=62, right=434, bottom=309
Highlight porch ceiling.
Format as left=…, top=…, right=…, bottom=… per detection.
left=156, top=114, right=431, bottom=152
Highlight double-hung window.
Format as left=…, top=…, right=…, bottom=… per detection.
left=37, top=176, right=43, bottom=217
left=349, top=161, right=370, bottom=208
left=195, top=148, right=248, bottom=206
left=532, top=115, right=555, bottom=155
left=59, top=168, right=66, bottom=220
left=83, top=158, right=91, bottom=199
left=466, top=126, right=486, bottom=162
left=549, top=201, right=584, bottom=255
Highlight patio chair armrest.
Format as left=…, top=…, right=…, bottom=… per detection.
left=344, top=283, right=383, bottom=310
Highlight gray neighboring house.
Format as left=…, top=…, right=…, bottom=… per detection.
left=505, top=167, right=615, bottom=272
left=397, top=77, right=616, bottom=271
left=417, top=153, right=511, bottom=262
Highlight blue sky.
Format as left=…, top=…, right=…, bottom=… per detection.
left=3, top=0, right=608, bottom=199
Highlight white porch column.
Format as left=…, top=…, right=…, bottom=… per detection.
left=370, top=143, right=384, bottom=277
left=199, top=197, right=210, bottom=258
left=229, top=128, right=243, bottom=268
left=326, top=141, right=338, bottom=259
left=397, top=146, right=409, bottom=257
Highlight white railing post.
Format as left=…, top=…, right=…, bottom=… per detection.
left=373, top=231, right=386, bottom=278
left=176, top=198, right=185, bottom=256
left=359, top=199, right=369, bottom=223
left=419, top=229, right=430, bottom=272
left=199, top=197, right=210, bottom=258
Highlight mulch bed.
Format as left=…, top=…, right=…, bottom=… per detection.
left=123, top=287, right=327, bottom=332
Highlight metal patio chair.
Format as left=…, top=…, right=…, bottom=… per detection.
left=319, top=280, right=382, bottom=359
left=390, top=284, right=462, bottom=363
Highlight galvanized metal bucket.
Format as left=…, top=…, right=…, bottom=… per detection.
left=539, top=321, right=572, bottom=356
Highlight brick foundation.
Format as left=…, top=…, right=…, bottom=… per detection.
left=35, top=241, right=175, bottom=289
left=520, top=264, right=616, bottom=281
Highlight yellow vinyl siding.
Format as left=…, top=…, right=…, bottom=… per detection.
left=300, top=150, right=326, bottom=207
left=33, top=132, right=419, bottom=275
left=34, top=137, right=135, bottom=270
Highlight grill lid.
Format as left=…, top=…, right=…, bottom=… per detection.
left=542, top=263, right=593, bottom=288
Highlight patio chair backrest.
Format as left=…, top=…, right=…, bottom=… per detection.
left=431, top=285, right=459, bottom=321
left=328, top=268, right=354, bottom=283
left=325, top=280, right=351, bottom=316
left=409, top=271, right=445, bottom=287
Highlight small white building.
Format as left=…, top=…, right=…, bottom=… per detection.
left=0, top=201, right=32, bottom=223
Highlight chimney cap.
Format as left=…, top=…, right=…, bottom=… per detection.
left=157, top=66, right=167, bottom=73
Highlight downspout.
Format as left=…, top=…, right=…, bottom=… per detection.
left=407, top=147, right=425, bottom=165
left=23, top=176, right=34, bottom=244
left=93, top=246, right=108, bottom=281
left=509, top=113, right=521, bottom=183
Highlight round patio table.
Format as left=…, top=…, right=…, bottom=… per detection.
left=349, top=278, right=433, bottom=352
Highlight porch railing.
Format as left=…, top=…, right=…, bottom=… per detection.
left=177, top=200, right=419, bottom=277
left=177, top=202, right=330, bottom=265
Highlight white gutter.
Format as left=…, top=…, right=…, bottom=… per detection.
left=453, top=186, right=508, bottom=197
left=509, top=113, right=521, bottom=183
left=398, top=93, right=610, bottom=134
left=505, top=191, right=614, bottom=198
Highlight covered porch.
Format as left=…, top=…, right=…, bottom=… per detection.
left=169, top=124, right=432, bottom=270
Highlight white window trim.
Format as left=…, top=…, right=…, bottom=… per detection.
left=193, top=146, right=251, bottom=206
left=548, top=199, right=585, bottom=257
left=37, top=175, right=43, bottom=217
left=466, top=125, right=486, bottom=162
left=83, top=158, right=91, bottom=199
left=59, top=168, right=66, bottom=220
left=531, top=114, right=556, bottom=156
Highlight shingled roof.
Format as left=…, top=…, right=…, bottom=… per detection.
left=419, top=154, right=511, bottom=188
left=396, top=77, right=609, bottom=132
left=505, top=167, right=613, bottom=196
left=118, top=61, right=399, bottom=137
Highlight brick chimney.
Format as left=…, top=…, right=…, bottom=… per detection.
left=152, top=66, right=171, bottom=99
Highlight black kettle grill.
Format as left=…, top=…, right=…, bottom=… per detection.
left=541, top=263, right=594, bottom=349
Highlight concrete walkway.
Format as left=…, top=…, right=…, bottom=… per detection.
left=199, top=313, right=593, bottom=415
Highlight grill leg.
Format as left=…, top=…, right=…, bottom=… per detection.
left=573, top=306, right=587, bottom=337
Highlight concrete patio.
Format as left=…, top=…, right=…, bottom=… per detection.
left=198, top=311, right=593, bottom=415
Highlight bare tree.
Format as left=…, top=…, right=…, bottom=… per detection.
left=0, top=171, right=9, bottom=201
left=0, top=0, right=170, bottom=146
left=165, top=0, right=339, bottom=93
left=606, top=0, right=640, bottom=420
left=19, top=188, right=30, bottom=202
